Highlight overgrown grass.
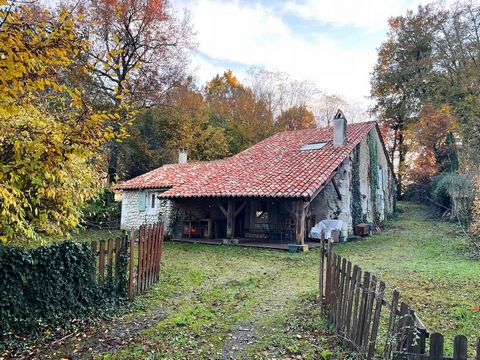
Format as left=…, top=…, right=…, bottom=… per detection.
left=335, top=202, right=480, bottom=356
left=42, top=201, right=480, bottom=359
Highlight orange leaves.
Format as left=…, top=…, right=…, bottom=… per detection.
left=406, top=104, right=459, bottom=185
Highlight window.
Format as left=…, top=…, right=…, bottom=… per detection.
left=146, top=191, right=158, bottom=214
left=300, top=142, right=328, bottom=151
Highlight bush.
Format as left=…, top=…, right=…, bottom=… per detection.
left=81, top=188, right=121, bottom=229
left=471, top=193, right=480, bottom=244
left=0, top=240, right=126, bottom=352
left=430, top=173, right=475, bottom=223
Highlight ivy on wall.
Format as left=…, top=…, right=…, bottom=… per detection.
left=351, top=145, right=363, bottom=227
left=368, top=132, right=379, bottom=222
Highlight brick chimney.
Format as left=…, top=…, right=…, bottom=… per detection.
left=333, top=109, right=347, bottom=147
left=178, top=148, right=188, bottom=164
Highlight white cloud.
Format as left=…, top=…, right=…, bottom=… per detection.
left=187, top=0, right=376, bottom=103
left=283, top=0, right=430, bottom=32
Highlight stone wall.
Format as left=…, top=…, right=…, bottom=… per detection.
left=309, top=156, right=353, bottom=239
left=308, top=128, right=395, bottom=239
left=120, top=190, right=173, bottom=232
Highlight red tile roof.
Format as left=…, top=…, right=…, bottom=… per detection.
left=116, top=121, right=378, bottom=200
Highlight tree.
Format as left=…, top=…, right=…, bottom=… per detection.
left=79, top=0, right=195, bottom=182
left=430, top=1, right=480, bottom=169
left=371, top=5, right=437, bottom=196
left=406, top=104, right=459, bottom=185
left=206, top=70, right=274, bottom=153
left=245, top=66, right=320, bottom=118
left=275, top=106, right=316, bottom=131
left=119, top=83, right=229, bottom=179
left=0, top=2, right=112, bottom=243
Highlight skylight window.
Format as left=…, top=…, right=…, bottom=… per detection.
left=300, top=142, right=328, bottom=151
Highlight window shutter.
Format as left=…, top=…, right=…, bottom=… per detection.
left=138, top=191, right=146, bottom=211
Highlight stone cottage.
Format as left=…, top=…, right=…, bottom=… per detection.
left=115, top=111, right=396, bottom=249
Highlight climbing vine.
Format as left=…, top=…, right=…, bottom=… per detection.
left=369, top=132, right=379, bottom=222
left=0, top=241, right=126, bottom=353
left=351, top=145, right=363, bottom=226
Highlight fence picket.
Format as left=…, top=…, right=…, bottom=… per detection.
left=91, top=241, right=97, bottom=279
left=453, top=335, right=468, bottom=360
left=114, top=238, right=121, bottom=279
left=107, top=238, right=113, bottom=281
left=384, top=289, right=399, bottom=360
left=430, top=333, right=444, bottom=360
left=362, top=275, right=376, bottom=353
left=337, top=258, right=347, bottom=331
left=476, top=337, right=480, bottom=360
left=129, top=230, right=135, bottom=300
left=99, top=240, right=105, bottom=285
left=344, top=264, right=357, bottom=348
left=355, top=271, right=370, bottom=351
left=137, top=225, right=144, bottom=293
left=350, top=267, right=362, bottom=350
left=159, top=224, right=164, bottom=275
left=341, top=261, right=352, bottom=338
left=331, top=254, right=338, bottom=326
left=367, top=280, right=385, bottom=359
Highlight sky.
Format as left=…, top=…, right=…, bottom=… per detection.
left=175, top=0, right=431, bottom=107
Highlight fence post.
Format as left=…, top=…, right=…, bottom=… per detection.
left=128, top=229, right=135, bottom=300
left=430, top=333, right=444, bottom=360
left=453, top=335, right=467, bottom=360
left=319, top=239, right=325, bottom=312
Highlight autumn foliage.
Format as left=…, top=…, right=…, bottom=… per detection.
left=0, top=2, right=113, bottom=243
left=406, top=104, right=458, bottom=185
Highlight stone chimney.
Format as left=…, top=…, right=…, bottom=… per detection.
left=178, top=148, right=188, bottom=164
left=333, top=109, right=347, bottom=147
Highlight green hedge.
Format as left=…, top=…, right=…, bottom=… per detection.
left=0, top=240, right=126, bottom=351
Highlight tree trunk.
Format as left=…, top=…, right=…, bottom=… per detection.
left=107, top=140, right=119, bottom=183
left=396, top=131, right=406, bottom=199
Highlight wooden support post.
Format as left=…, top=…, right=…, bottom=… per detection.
left=295, top=200, right=306, bottom=245
left=207, top=219, right=213, bottom=239
left=226, top=199, right=235, bottom=239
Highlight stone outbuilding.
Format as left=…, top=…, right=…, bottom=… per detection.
left=115, top=111, right=396, bottom=249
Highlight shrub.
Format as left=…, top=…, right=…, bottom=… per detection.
left=0, top=240, right=126, bottom=352
left=471, top=193, right=480, bottom=245
left=430, top=172, right=475, bottom=224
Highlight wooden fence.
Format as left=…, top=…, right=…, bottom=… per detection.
left=319, top=240, right=480, bottom=359
left=90, top=223, right=164, bottom=300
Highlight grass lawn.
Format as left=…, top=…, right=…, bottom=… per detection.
left=38, top=201, right=479, bottom=359
left=44, top=241, right=335, bottom=359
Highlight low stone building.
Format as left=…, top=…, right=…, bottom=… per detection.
left=116, top=111, right=396, bottom=249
